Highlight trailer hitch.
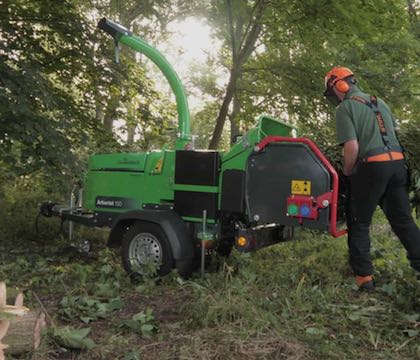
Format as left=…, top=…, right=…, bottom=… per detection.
left=39, top=201, right=58, bottom=218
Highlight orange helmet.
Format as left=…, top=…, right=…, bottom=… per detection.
left=323, top=66, right=354, bottom=96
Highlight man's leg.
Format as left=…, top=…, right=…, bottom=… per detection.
left=380, top=161, right=420, bottom=272
left=347, top=163, right=390, bottom=276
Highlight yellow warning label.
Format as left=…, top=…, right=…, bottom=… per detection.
left=154, top=158, right=164, bottom=173
left=291, top=180, right=311, bottom=195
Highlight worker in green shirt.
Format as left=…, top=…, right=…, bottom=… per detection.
left=323, top=66, right=420, bottom=290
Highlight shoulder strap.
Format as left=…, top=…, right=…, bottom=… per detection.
left=349, top=95, right=391, bottom=150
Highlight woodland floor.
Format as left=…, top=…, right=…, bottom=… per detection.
left=1, top=211, right=420, bottom=360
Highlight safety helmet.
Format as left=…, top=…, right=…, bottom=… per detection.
left=323, top=66, right=354, bottom=96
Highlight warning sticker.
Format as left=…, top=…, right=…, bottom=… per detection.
left=291, top=180, right=311, bottom=195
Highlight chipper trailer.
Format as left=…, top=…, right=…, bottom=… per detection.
left=40, top=18, right=346, bottom=278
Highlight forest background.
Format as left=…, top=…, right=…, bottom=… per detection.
left=0, top=0, right=420, bottom=359
left=1, top=0, right=419, bottom=218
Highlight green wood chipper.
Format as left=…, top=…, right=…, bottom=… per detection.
left=40, top=18, right=346, bottom=278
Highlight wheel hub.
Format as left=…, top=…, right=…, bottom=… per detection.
left=128, top=232, right=162, bottom=272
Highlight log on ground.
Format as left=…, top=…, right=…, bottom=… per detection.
left=3, top=311, right=46, bottom=355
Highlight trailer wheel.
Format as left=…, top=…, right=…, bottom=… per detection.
left=121, top=222, right=174, bottom=278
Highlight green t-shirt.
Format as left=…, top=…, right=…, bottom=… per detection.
left=335, top=87, right=400, bottom=158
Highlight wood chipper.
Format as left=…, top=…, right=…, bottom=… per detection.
left=40, top=18, right=346, bottom=278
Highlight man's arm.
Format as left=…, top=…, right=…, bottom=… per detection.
left=342, top=139, right=359, bottom=176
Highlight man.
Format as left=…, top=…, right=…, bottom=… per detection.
left=324, top=66, right=420, bottom=290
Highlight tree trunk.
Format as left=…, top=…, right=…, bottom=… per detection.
left=103, top=114, right=114, bottom=133
left=3, top=311, right=46, bottom=355
left=126, top=101, right=137, bottom=146
left=230, top=93, right=241, bottom=145
left=127, top=126, right=135, bottom=146
left=407, top=0, right=418, bottom=23
left=208, top=0, right=266, bottom=149
left=103, top=97, right=119, bottom=133
left=208, top=68, right=241, bottom=149
left=95, top=103, right=104, bottom=122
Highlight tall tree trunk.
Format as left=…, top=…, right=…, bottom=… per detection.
left=208, top=67, right=240, bottom=149
left=407, top=0, right=418, bottom=23
left=208, top=0, right=266, bottom=149
left=127, top=127, right=135, bottom=145
left=95, top=103, right=104, bottom=122
left=103, top=113, right=114, bottom=133
left=126, top=104, right=136, bottom=146
left=230, top=92, right=241, bottom=145
left=103, top=97, right=118, bottom=133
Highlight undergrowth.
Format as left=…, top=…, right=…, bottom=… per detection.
left=0, top=211, right=418, bottom=359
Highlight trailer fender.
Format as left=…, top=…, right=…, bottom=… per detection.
left=108, top=210, right=194, bottom=265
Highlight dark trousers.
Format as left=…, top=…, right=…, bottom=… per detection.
left=346, top=160, right=420, bottom=276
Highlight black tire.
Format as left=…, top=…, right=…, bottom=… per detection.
left=121, top=222, right=174, bottom=278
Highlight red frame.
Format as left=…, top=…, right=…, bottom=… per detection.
left=255, top=136, right=347, bottom=238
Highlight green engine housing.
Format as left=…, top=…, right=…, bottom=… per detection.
left=83, top=115, right=294, bottom=223
left=84, top=150, right=176, bottom=212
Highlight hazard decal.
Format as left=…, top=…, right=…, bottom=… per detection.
left=291, top=180, right=311, bottom=195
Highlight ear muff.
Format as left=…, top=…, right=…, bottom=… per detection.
left=335, top=79, right=350, bottom=93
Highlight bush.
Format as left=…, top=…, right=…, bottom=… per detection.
left=0, top=173, right=69, bottom=242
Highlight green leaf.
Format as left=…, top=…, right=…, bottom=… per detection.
left=95, top=282, right=118, bottom=298
left=305, top=327, right=326, bottom=336
left=132, top=312, right=147, bottom=322
left=106, top=298, right=124, bottom=312
left=120, top=319, right=142, bottom=332
left=80, top=316, right=94, bottom=324
left=120, top=309, right=157, bottom=336
left=141, top=324, right=155, bottom=335
left=53, top=326, right=96, bottom=350
left=403, top=314, right=419, bottom=323
left=404, top=329, right=419, bottom=338
left=348, top=313, right=361, bottom=321
left=381, top=283, right=396, bottom=295
left=124, top=350, right=141, bottom=360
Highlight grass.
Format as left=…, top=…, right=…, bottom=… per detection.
left=0, top=211, right=419, bottom=359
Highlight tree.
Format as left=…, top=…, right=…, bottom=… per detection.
left=0, top=0, right=101, bottom=177
left=0, top=0, right=180, bottom=182
left=207, top=0, right=268, bottom=149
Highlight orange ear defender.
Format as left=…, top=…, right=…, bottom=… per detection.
left=335, top=79, right=350, bottom=93
left=323, top=66, right=354, bottom=96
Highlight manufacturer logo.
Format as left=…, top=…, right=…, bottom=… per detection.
left=95, top=196, right=135, bottom=209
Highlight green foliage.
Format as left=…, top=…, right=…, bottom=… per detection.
left=52, top=326, right=96, bottom=350
left=0, top=0, right=101, bottom=176
left=0, top=207, right=419, bottom=358
left=243, top=0, right=420, bottom=197
left=191, top=101, right=230, bottom=150
left=399, top=120, right=420, bottom=213
left=124, top=349, right=141, bottom=360
left=0, top=180, right=60, bottom=242
left=60, top=295, right=124, bottom=324
left=119, top=308, right=157, bottom=337
left=178, top=214, right=420, bottom=359
left=0, top=0, right=180, bottom=182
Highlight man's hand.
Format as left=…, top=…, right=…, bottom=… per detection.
left=342, top=140, right=359, bottom=176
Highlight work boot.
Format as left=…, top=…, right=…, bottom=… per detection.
left=356, top=275, right=374, bottom=291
